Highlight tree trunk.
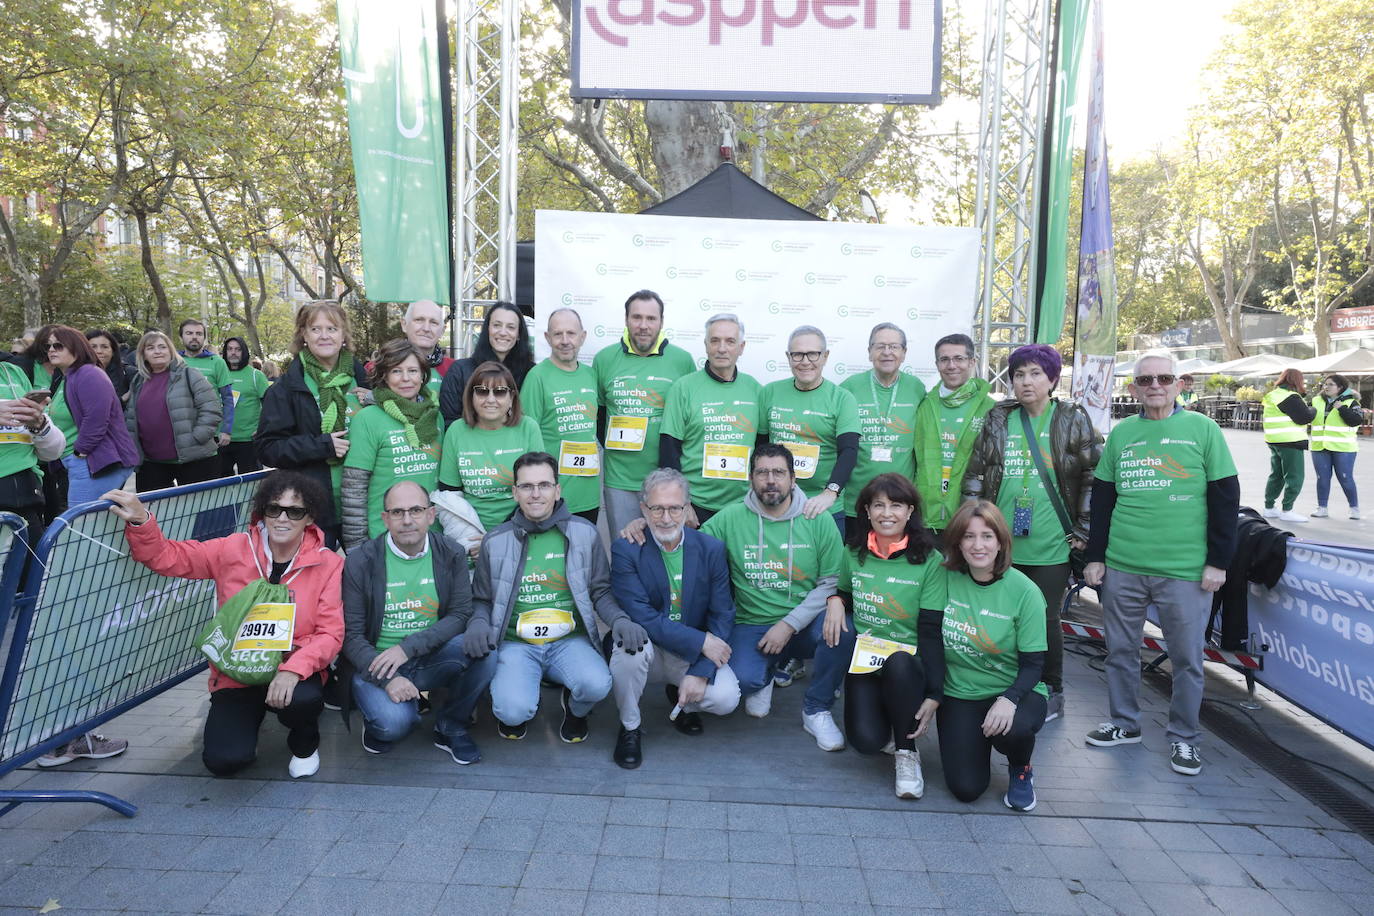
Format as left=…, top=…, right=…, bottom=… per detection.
left=134, top=207, right=173, bottom=330
left=645, top=101, right=724, bottom=196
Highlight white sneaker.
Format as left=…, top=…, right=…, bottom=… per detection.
left=880, top=739, right=896, bottom=755
left=1278, top=510, right=1309, bottom=523
left=802, top=710, right=845, bottom=751
left=894, top=748, right=924, bottom=799
left=1352, top=507, right=1362, bottom=520
left=744, top=681, right=774, bottom=718
left=1262, top=506, right=1280, bottom=518
left=288, top=750, right=320, bottom=778
left=1312, top=506, right=1329, bottom=518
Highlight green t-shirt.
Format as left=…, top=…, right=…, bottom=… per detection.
left=521, top=358, right=600, bottom=513
left=937, top=394, right=990, bottom=499
left=941, top=568, right=1049, bottom=701
left=662, top=543, right=685, bottom=623
left=0, top=361, right=42, bottom=479
left=661, top=369, right=763, bottom=511
left=507, top=528, right=581, bottom=643
left=996, top=404, right=1066, bottom=566
left=31, top=363, right=51, bottom=392
left=182, top=353, right=231, bottom=390
left=840, top=371, right=926, bottom=517
left=437, top=415, right=543, bottom=531
left=226, top=366, right=270, bottom=442
left=345, top=404, right=444, bottom=538
left=593, top=341, right=697, bottom=492
left=379, top=545, right=440, bottom=650
left=760, top=378, right=862, bottom=498
left=47, top=380, right=77, bottom=459
left=701, top=500, right=844, bottom=626
left=838, top=547, right=946, bottom=645
left=1096, top=409, right=1237, bottom=581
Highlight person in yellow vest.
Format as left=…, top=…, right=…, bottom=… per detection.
left=1310, top=373, right=1363, bottom=520
left=1175, top=374, right=1198, bottom=408
left=1262, top=369, right=1317, bottom=523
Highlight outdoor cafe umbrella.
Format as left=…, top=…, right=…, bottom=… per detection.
left=1290, top=347, right=1374, bottom=376
left=1207, top=353, right=1300, bottom=378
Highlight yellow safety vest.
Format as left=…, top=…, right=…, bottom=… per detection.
left=1310, top=394, right=1359, bottom=453
left=1262, top=387, right=1306, bottom=445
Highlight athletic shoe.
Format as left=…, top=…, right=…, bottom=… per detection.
left=288, top=750, right=320, bottom=778
left=1170, top=741, right=1202, bottom=775
left=497, top=720, right=527, bottom=740
left=1312, top=506, right=1329, bottom=518
left=614, top=726, right=643, bottom=769
left=1004, top=765, right=1037, bottom=811
left=1262, top=506, right=1280, bottom=518
left=361, top=730, right=392, bottom=755
left=1044, top=689, right=1065, bottom=723
left=773, top=658, right=805, bottom=688
left=36, top=733, right=129, bottom=767
left=559, top=687, right=589, bottom=743
left=1085, top=723, right=1142, bottom=747
left=744, top=681, right=774, bottom=718
left=1352, top=507, right=1362, bottom=520
left=434, top=729, right=481, bottom=765
left=802, top=710, right=845, bottom=751
left=881, top=739, right=896, bottom=755
left=1278, top=510, right=1309, bottom=523
left=894, top=748, right=924, bottom=799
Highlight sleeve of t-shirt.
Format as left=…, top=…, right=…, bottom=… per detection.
left=343, top=408, right=377, bottom=470
left=661, top=377, right=687, bottom=440
left=700, top=512, right=725, bottom=544
left=815, top=513, right=845, bottom=579
left=523, top=415, right=545, bottom=452
left=1094, top=426, right=1121, bottom=484
left=592, top=350, right=608, bottom=408
left=1014, top=577, right=1049, bottom=653
left=255, top=369, right=269, bottom=399
left=919, top=557, right=948, bottom=612
left=757, top=384, right=773, bottom=438
left=438, top=423, right=462, bottom=487
left=836, top=548, right=852, bottom=596
left=521, top=371, right=546, bottom=427
left=1203, top=420, right=1238, bottom=481
left=834, top=385, right=862, bottom=436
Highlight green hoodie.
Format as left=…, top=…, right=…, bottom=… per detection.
left=913, top=377, right=996, bottom=529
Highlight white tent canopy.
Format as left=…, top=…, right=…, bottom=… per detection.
left=1207, top=353, right=1301, bottom=377
left=1291, top=347, right=1374, bottom=376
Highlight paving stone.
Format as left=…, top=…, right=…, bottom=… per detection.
left=1302, top=856, right=1374, bottom=893
left=980, top=841, right=1058, bottom=878
left=785, top=805, right=855, bottom=836
left=1043, top=844, right=1123, bottom=882
left=666, top=800, right=729, bottom=829
left=311, top=839, right=401, bottom=880
left=1141, top=820, right=1224, bottom=853
left=521, top=851, right=596, bottom=891
left=1024, top=816, right=1097, bottom=847
left=1165, top=850, right=1255, bottom=887
left=1268, top=887, right=1363, bottom=915
left=930, top=870, right=1014, bottom=911
left=1080, top=818, right=1160, bottom=850
left=205, top=871, right=307, bottom=915
left=1066, top=878, right=1153, bottom=916
left=355, top=879, right=444, bottom=915
left=1258, top=825, right=1350, bottom=858
left=452, top=847, right=530, bottom=887
left=851, top=836, right=922, bottom=871
left=384, top=841, right=460, bottom=885
left=0, top=864, right=93, bottom=909
left=487, top=790, right=556, bottom=821
left=661, top=897, right=728, bottom=915
left=1328, top=831, right=1374, bottom=861
left=27, top=829, right=124, bottom=868
left=728, top=861, right=801, bottom=900
left=608, top=796, right=670, bottom=827
left=903, top=811, right=974, bottom=842
left=1198, top=884, right=1291, bottom=916
left=509, top=886, right=587, bottom=914
left=1232, top=852, right=1329, bottom=891
left=797, top=864, right=869, bottom=903
left=914, top=839, right=991, bottom=874
left=589, top=854, right=663, bottom=894
left=791, top=832, right=859, bottom=867
left=469, top=816, right=541, bottom=852
left=545, top=794, right=612, bottom=824
left=600, top=824, right=667, bottom=858
left=843, top=807, right=910, bottom=838
left=584, top=891, right=661, bottom=914
left=1107, top=847, right=1191, bottom=884
left=1129, top=880, right=1222, bottom=915
left=726, top=803, right=792, bottom=833
left=995, top=874, right=1083, bottom=915
left=662, top=827, right=730, bottom=861
left=74, top=867, right=183, bottom=911
left=1199, top=824, right=1287, bottom=856
left=240, top=838, right=334, bottom=875
left=436, top=883, right=516, bottom=914
left=536, top=819, right=605, bottom=853
left=862, top=866, right=936, bottom=903
left=270, top=807, right=359, bottom=842
left=660, top=861, right=729, bottom=898
left=729, top=828, right=795, bottom=864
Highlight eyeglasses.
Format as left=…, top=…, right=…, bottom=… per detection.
left=473, top=385, right=512, bottom=399
left=264, top=504, right=308, bottom=520
left=936, top=354, right=971, bottom=366
left=1134, top=374, right=1177, bottom=387
left=787, top=350, right=824, bottom=364
left=644, top=504, right=686, bottom=517
left=870, top=343, right=905, bottom=353
left=384, top=505, right=431, bottom=519
left=515, top=481, right=556, bottom=494
left=46, top=342, right=65, bottom=352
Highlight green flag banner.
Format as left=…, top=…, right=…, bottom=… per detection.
left=1035, top=0, right=1091, bottom=343
left=337, top=0, right=450, bottom=304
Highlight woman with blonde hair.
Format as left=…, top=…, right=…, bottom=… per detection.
left=126, top=330, right=222, bottom=491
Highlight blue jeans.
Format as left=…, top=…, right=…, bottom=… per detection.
left=489, top=635, right=612, bottom=725
left=61, top=454, right=129, bottom=509
left=352, top=635, right=497, bottom=741
left=729, top=614, right=856, bottom=715
left=1311, top=449, right=1359, bottom=509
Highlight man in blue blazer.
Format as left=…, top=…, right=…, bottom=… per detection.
left=609, top=468, right=741, bottom=768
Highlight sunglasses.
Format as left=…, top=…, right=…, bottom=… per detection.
left=1134, top=374, right=1177, bottom=387
left=46, top=342, right=66, bottom=352
left=264, top=503, right=308, bottom=520
left=473, top=385, right=512, bottom=399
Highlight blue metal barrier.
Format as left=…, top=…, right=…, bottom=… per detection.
left=0, top=512, right=31, bottom=633
left=0, top=472, right=267, bottom=817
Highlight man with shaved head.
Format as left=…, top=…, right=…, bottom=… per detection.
left=522, top=308, right=601, bottom=522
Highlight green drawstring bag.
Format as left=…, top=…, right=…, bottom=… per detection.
left=195, top=578, right=296, bottom=686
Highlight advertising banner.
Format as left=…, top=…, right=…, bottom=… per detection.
left=534, top=211, right=980, bottom=388
left=1331, top=306, right=1374, bottom=333
left=1249, top=541, right=1374, bottom=750
left=572, top=0, right=942, bottom=103
left=337, top=0, right=450, bottom=303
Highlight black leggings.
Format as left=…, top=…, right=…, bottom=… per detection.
left=573, top=507, right=599, bottom=525
left=937, top=692, right=1048, bottom=802
left=844, top=650, right=925, bottom=754
left=138, top=455, right=220, bottom=492
left=1013, top=562, right=1068, bottom=691
left=219, top=441, right=261, bottom=477
left=202, top=673, right=325, bottom=777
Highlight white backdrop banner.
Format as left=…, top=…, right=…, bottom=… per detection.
left=534, top=210, right=979, bottom=388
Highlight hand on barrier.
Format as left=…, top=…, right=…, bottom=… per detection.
left=701, top=632, right=731, bottom=666
left=463, top=619, right=498, bottom=658
left=368, top=645, right=409, bottom=680
left=1083, top=561, right=1105, bottom=588
left=103, top=489, right=150, bottom=525
left=613, top=617, right=648, bottom=654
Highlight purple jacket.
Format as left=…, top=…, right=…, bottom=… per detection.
left=65, top=363, right=140, bottom=475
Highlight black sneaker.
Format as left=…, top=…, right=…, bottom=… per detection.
left=434, top=729, right=481, bottom=765
left=361, top=730, right=392, bottom=755
left=614, top=726, right=643, bottom=769
left=1085, top=723, right=1142, bottom=747
left=1004, top=764, right=1037, bottom=811
left=665, top=684, right=704, bottom=735
left=560, top=686, right=589, bottom=743
left=497, top=720, right=527, bottom=740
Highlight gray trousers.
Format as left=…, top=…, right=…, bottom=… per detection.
left=603, top=485, right=643, bottom=539
left=609, top=642, right=741, bottom=730
left=1102, top=568, right=1210, bottom=744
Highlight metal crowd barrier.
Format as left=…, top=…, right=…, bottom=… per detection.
left=0, top=472, right=267, bottom=817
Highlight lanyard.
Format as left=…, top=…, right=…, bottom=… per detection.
left=868, top=372, right=899, bottom=428
left=1017, top=405, right=1053, bottom=494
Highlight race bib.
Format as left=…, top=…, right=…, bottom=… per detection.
left=848, top=633, right=918, bottom=675
left=787, top=441, right=821, bottom=479
left=232, top=602, right=296, bottom=652
left=0, top=429, right=34, bottom=445
left=870, top=446, right=892, bottom=463
left=231, top=389, right=242, bottom=404
left=702, top=442, right=749, bottom=480
left=606, top=415, right=647, bottom=451
left=558, top=440, right=600, bottom=476
left=516, top=608, right=576, bottom=644
left=941, top=465, right=952, bottom=493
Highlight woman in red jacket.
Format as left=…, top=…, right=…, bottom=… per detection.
left=105, top=470, right=344, bottom=778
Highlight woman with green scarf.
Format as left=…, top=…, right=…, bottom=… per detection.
left=256, top=300, right=369, bottom=546
left=341, top=339, right=443, bottom=550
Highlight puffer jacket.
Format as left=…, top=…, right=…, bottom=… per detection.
left=126, top=363, right=222, bottom=463
left=963, top=398, right=1102, bottom=541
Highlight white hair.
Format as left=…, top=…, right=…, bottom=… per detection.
left=704, top=312, right=744, bottom=336
left=788, top=325, right=827, bottom=350
left=1133, top=350, right=1177, bottom=375
left=403, top=299, right=443, bottom=321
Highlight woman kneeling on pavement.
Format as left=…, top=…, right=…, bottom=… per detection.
left=937, top=500, right=1048, bottom=812
left=824, top=473, right=945, bottom=800
left=106, top=470, right=344, bottom=778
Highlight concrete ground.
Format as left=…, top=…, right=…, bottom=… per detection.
left=0, top=429, right=1372, bottom=914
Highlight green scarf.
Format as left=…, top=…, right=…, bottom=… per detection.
left=913, top=376, right=994, bottom=527
left=376, top=387, right=439, bottom=450
left=939, top=376, right=984, bottom=409
left=300, top=348, right=353, bottom=437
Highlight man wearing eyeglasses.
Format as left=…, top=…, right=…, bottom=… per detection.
left=913, top=333, right=996, bottom=532
left=759, top=326, right=861, bottom=528
left=463, top=451, right=649, bottom=744
left=702, top=443, right=853, bottom=751
left=608, top=468, right=740, bottom=768
left=1083, top=353, right=1239, bottom=777
left=338, top=481, right=494, bottom=764
left=840, top=323, right=927, bottom=536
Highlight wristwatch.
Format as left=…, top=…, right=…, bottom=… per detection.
left=825, top=482, right=841, bottom=494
